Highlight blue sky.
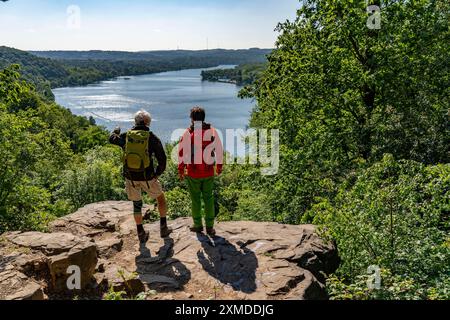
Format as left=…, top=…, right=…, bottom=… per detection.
left=0, top=0, right=301, bottom=51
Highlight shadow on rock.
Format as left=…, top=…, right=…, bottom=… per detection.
left=135, top=237, right=191, bottom=292
left=197, top=234, right=258, bottom=294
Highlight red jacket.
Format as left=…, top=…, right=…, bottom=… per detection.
left=178, top=123, right=223, bottom=179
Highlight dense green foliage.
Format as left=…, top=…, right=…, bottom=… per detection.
left=0, top=65, right=121, bottom=233
left=54, top=146, right=126, bottom=213
left=316, top=155, right=449, bottom=299
left=201, top=63, right=267, bottom=86
left=239, top=0, right=449, bottom=223
left=235, top=0, right=449, bottom=299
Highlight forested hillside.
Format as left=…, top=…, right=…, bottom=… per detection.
left=0, top=65, right=117, bottom=233
left=201, top=63, right=267, bottom=86
left=0, top=46, right=271, bottom=95
left=30, top=48, right=271, bottom=63
left=0, top=47, right=67, bottom=99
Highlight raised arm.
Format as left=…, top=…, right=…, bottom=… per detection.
left=109, top=128, right=126, bottom=148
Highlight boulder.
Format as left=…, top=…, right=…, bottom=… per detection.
left=0, top=270, right=45, bottom=300
left=5, top=232, right=93, bottom=256
left=2, top=231, right=98, bottom=293
left=47, top=244, right=98, bottom=292
left=10, top=253, right=48, bottom=277
left=49, top=201, right=153, bottom=237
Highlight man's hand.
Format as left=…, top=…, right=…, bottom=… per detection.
left=113, top=127, right=121, bottom=135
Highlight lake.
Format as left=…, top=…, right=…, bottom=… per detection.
left=53, top=66, right=254, bottom=151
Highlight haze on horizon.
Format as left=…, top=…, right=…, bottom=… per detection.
left=0, top=0, right=300, bottom=51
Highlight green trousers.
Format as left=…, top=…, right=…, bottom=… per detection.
left=186, top=177, right=215, bottom=228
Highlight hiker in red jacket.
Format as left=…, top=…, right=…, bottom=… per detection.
left=178, top=107, right=224, bottom=236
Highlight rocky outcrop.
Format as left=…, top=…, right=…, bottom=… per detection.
left=0, top=201, right=339, bottom=300
left=0, top=231, right=98, bottom=297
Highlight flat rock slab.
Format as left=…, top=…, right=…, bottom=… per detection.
left=5, top=232, right=94, bottom=256
left=49, top=201, right=153, bottom=238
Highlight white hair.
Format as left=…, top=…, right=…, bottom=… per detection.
left=134, top=110, right=152, bottom=126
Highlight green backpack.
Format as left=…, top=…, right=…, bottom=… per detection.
left=122, top=130, right=151, bottom=172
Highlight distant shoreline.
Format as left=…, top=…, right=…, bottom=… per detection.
left=52, top=65, right=238, bottom=90
left=0, top=46, right=270, bottom=95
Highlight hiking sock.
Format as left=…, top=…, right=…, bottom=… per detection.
left=160, top=217, right=167, bottom=227
left=137, top=224, right=145, bottom=233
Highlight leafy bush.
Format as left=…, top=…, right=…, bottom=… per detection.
left=327, top=268, right=449, bottom=301
left=165, top=187, right=192, bottom=219
left=0, top=74, right=72, bottom=232
left=54, top=145, right=126, bottom=213
left=233, top=189, right=274, bottom=222
left=314, top=155, right=450, bottom=300
left=103, top=287, right=127, bottom=301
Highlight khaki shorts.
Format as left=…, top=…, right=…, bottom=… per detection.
left=125, top=179, right=164, bottom=201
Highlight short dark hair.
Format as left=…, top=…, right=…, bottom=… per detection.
left=190, top=106, right=206, bottom=122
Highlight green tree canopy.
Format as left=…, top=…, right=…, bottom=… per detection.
left=242, top=0, right=449, bottom=223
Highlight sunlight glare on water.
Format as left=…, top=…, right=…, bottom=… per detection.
left=53, top=66, right=254, bottom=155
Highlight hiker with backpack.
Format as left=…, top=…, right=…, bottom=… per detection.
left=178, top=107, right=224, bottom=237
left=109, top=110, right=172, bottom=243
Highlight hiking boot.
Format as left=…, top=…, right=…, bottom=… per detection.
left=206, top=227, right=216, bottom=237
left=190, top=226, right=204, bottom=233
left=160, top=225, right=173, bottom=238
left=138, top=230, right=149, bottom=244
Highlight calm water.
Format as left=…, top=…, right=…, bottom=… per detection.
left=53, top=66, right=253, bottom=148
